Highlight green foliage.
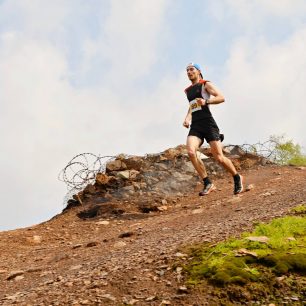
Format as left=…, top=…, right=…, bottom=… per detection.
left=184, top=215, right=306, bottom=287
left=270, top=135, right=306, bottom=165
left=288, top=155, right=306, bottom=166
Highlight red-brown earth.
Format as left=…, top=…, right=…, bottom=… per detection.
left=1, top=164, right=306, bottom=305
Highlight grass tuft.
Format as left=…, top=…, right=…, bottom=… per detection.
left=184, top=215, right=306, bottom=287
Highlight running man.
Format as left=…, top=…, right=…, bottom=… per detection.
left=183, top=63, right=243, bottom=195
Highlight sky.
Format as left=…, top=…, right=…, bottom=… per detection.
left=0, top=0, right=306, bottom=231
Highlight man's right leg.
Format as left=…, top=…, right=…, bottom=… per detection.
left=186, top=136, right=215, bottom=195
left=186, top=136, right=206, bottom=178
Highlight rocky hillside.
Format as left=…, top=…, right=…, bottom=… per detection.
left=65, top=145, right=272, bottom=219
left=0, top=145, right=305, bottom=305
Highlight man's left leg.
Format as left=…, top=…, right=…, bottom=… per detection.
left=209, top=140, right=244, bottom=194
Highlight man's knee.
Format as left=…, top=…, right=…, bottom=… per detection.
left=187, top=149, right=197, bottom=159
left=214, top=154, right=225, bottom=164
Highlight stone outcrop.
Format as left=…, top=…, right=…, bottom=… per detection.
left=65, top=144, right=273, bottom=218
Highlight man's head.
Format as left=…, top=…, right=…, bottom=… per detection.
left=186, top=63, right=203, bottom=82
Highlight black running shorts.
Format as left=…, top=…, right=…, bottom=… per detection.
left=188, top=117, right=220, bottom=145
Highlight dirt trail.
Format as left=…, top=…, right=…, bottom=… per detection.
left=0, top=165, right=305, bottom=305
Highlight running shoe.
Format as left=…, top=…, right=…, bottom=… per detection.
left=199, top=183, right=216, bottom=196
left=234, top=174, right=244, bottom=194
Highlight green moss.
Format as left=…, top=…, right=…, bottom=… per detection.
left=184, top=215, right=306, bottom=288
left=260, top=253, right=306, bottom=275
left=291, top=204, right=306, bottom=215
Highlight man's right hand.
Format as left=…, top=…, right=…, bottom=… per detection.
left=183, top=120, right=190, bottom=128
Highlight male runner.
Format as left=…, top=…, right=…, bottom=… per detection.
left=183, top=63, right=243, bottom=195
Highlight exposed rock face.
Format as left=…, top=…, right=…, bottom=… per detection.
left=66, top=144, right=273, bottom=218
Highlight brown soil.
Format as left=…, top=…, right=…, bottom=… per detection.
left=0, top=165, right=305, bottom=305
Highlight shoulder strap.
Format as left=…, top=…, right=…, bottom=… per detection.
left=184, top=80, right=210, bottom=93
left=199, top=79, right=210, bottom=85
left=184, top=85, right=192, bottom=93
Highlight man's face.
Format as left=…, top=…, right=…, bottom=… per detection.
left=186, top=66, right=200, bottom=81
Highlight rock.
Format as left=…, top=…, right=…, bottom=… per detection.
left=7, top=270, right=25, bottom=281
left=276, top=276, right=286, bottom=283
left=196, top=151, right=209, bottom=160
left=261, top=190, right=276, bottom=197
left=146, top=296, right=157, bottom=302
left=33, top=235, right=42, bottom=243
left=86, top=241, right=98, bottom=247
left=27, top=267, right=43, bottom=273
left=123, top=298, right=139, bottom=305
left=157, top=205, right=168, bottom=212
left=123, top=156, right=145, bottom=171
left=101, top=294, right=117, bottom=301
left=296, top=166, right=305, bottom=170
left=176, top=267, right=183, bottom=273
left=114, top=241, right=127, bottom=248
left=132, top=182, right=141, bottom=190
left=161, top=199, right=168, bottom=205
left=229, top=145, right=246, bottom=156
left=175, top=252, right=187, bottom=258
left=106, top=159, right=127, bottom=172
left=162, top=148, right=181, bottom=160
left=156, top=270, right=165, bottom=276
left=119, top=232, right=134, bottom=238
left=287, top=237, right=296, bottom=241
left=191, top=208, right=204, bottom=214
left=178, top=286, right=188, bottom=293
left=261, top=192, right=272, bottom=196
left=83, top=184, right=96, bottom=194
left=72, top=244, right=82, bottom=249
left=117, top=170, right=140, bottom=180
left=181, top=161, right=195, bottom=173
left=121, top=185, right=135, bottom=196
left=96, top=173, right=112, bottom=185
left=246, top=236, right=269, bottom=243
left=161, top=300, right=171, bottom=305
left=236, top=248, right=258, bottom=257
left=14, top=275, right=24, bottom=281
left=291, top=297, right=299, bottom=301
left=96, top=220, right=110, bottom=225
left=222, top=147, right=231, bottom=155
left=155, top=163, right=170, bottom=171
left=246, top=184, right=255, bottom=191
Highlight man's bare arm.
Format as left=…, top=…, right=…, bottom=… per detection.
left=183, top=107, right=192, bottom=128
left=196, top=82, right=225, bottom=106
left=204, top=82, right=225, bottom=104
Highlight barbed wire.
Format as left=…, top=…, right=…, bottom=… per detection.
left=224, top=140, right=280, bottom=161
left=59, top=140, right=281, bottom=203
left=58, top=153, right=115, bottom=192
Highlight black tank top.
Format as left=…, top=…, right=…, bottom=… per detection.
left=185, top=80, right=213, bottom=122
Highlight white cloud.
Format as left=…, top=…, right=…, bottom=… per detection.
left=217, top=27, right=306, bottom=148
left=225, top=0, right=306, bottom=22
left=79, top=0, right=170, bottom=84
left=0, top=0, right=178, bottom=230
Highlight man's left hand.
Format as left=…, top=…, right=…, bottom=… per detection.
left=196, top=98, right=206, bottom=106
